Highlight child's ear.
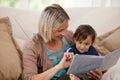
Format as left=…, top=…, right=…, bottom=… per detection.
left=92, top=42, right=95, bottom=45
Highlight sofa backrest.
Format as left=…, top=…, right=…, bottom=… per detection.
left=0, top=6, right=120, bottom=50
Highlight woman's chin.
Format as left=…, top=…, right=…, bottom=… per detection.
left=56, top=36, right=63, bottom=40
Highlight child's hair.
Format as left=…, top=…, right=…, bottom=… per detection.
left=73, top=24, right=96, bottom=43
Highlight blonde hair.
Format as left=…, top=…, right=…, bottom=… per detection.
left=38, top=4, right=70, bottom=42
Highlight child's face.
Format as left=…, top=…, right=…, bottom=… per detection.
left=75, top=35, right=93, bottom=53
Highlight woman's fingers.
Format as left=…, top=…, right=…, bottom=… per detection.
left=58, top=52, right=74, bottom=69
left=65, top=52, right=74, bottom=59
left=70, top=74, right=80, bottom=80
left=64, top=52, right=74, bottom=62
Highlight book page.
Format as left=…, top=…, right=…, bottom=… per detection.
left=67, top=55, right=104, bottom=74
left=99, top=48, right=120, bottom=71
left=67, top=49, right=120, bottom=74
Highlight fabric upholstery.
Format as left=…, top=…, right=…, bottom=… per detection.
left=100, top=27, right=120, bottom=51
left=0, top=17, right=22, bottom=80
left=94, top=26, right=120, bottom=55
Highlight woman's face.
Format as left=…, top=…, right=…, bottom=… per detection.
left=51, top=20, right=69, bottom=41
left=75, top=35, right=93, bottom=53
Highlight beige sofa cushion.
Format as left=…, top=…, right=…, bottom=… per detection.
left=100, top=28, right=120, bottom=51
left=0, top=17, right=22, bottom=80
left=94, top=26, right=120, bottom=55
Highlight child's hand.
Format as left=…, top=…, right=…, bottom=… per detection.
left=87, top=69, right=106, bottom=80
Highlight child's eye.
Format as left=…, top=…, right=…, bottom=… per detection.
left=85, top=43, right=90, bottom=46
left=85, top=43, right=88, bottom=45
left=79, top=42, right=82, bottom=44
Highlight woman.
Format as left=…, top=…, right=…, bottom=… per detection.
left=23, top=4, right=103, bottom=80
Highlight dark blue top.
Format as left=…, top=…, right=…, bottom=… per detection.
left=66, top=45, right=99, bottom=56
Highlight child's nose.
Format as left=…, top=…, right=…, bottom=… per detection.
left=80, top=44, right=85, bottom=48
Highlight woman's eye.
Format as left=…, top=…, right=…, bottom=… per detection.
left=57, top=29, right=64, bottom=32
left=58, top=30, right=62, bottom=32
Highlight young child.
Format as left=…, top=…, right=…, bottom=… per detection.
left=66, top=24, right=99, bottom=56
left=58, top=25, right=100, bottom=80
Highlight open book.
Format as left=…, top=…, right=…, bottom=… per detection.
left=67, top=48, right=120, bottom=74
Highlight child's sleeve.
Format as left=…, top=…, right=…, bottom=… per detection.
left=66, top=48, right=73, bottom=53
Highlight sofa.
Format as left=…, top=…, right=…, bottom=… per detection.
left=0, top=6, right=120, bottom=80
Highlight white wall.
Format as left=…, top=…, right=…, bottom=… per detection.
left=66, top=7, right=120, bottom=36
left=63, top=0, right=120, bottom=7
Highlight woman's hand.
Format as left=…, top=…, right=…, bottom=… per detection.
left=70, top=74, right=80, bottom=80
left=58, top=52, right=74, bottom=70
left=87, top=69, right=107, bottom=80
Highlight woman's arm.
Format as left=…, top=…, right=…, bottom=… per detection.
left=23, top=44, right=74, bottom=80
left=32, top=65, right=62, bottom=80
left=23, top=47, right=60, bottom=80
left=23, top=45, right=60, bottom=80
left=32, top=53, right=74, bottom=80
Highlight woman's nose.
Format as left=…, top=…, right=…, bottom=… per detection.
left=61, top=30, right=67, bottom=36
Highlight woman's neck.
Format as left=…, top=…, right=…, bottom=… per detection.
left=45, top=39, right=63, bottom=51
